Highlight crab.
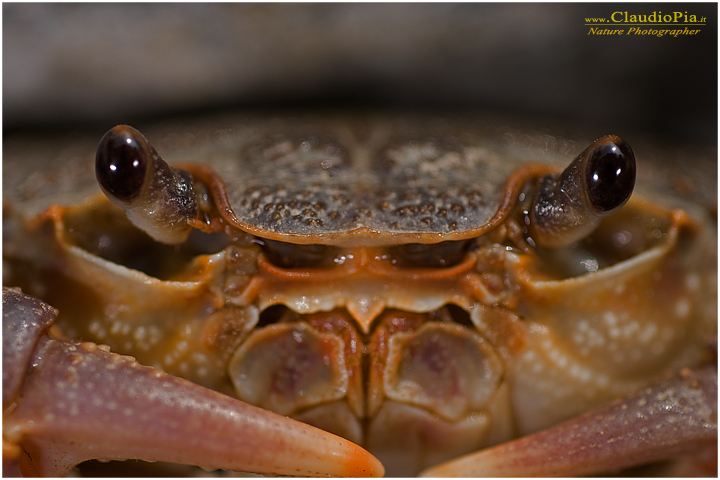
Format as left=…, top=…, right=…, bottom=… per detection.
left=3, top=114, right=717, bottom=477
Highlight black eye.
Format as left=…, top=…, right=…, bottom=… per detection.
left=262, top=239, right=339, bottom=269
left=96, top=126, right=151, bottom=204
left=389, top=240, right=470, bottom=268
left=585, top=139, right=635, bottom=214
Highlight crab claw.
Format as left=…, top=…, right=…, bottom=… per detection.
left=3, top=289, right=383, bottom=477
left=421, top=365, right=717, bottom=477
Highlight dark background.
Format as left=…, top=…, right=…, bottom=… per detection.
left=3, top=3, right=717, bottom=148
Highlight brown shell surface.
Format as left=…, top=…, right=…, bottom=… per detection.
left=165, top=114, right=580, bottom=243
left=11, top=113, right=711, bottom=244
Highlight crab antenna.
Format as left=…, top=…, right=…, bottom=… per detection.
left=95, top=125, right=199, bottom=244
left=528, top=135, right=635, bottom=248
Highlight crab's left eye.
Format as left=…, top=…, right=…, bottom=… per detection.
left=529, top=135, right=635, bottom=248
left=585, top=140, right=636, bottom=214
left=389, top=240, right=470, bottom=268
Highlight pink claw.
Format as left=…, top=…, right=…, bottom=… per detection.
left=421, top=366, right=717, bottom=477
left=3, top=288, right=384, bottom=477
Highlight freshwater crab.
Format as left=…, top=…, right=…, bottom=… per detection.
left=3, top=114, right=717, bottom=476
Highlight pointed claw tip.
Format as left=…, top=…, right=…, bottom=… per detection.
left=342, top=444, right=385, bottom=477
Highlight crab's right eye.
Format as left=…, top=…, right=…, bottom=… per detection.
left=96, top=125, right=151, bottom=204
left=95, top=125, right=199, bottom=245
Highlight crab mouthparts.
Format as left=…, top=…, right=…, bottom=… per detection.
left=228, top=304, right=504, bottom=423
left=225, top=304, right=508, bottom=475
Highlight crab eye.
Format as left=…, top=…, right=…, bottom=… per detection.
left=585, top=140, right=636, bottom=214
left=529, top=135, right=636, bottom=248
left=96, top=126, right=151, bottom=204
left=261, top=239, right=340, bottom=269
left=389, top=240, right=470, bottom=268
left=95, top=125, right=199, bottom=245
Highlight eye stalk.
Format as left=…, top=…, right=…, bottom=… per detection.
left=96, top=125, right=199, bottom=244
left=529, top=135, right=635, bottom=248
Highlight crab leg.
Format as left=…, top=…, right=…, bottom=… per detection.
left=3, top=289, right=383, bottom=477
left=421, top=365, right=717, bottom=477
